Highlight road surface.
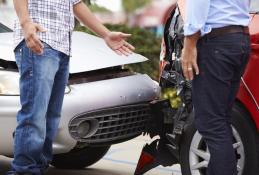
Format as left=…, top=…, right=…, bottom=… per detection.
left=0, top=136, right=182, bottom=175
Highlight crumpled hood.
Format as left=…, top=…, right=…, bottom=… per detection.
left=0, top=31, right=148, bottom=73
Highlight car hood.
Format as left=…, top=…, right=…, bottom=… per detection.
left=0, top=31, right=148, bottom=73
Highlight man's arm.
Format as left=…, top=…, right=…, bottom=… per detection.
left=73, top=2, right=134, bottom=56
left=181, top=32, right=200, bottom=81
left=13, top=0, right=46, bottom=54
left=181, top=0, right=210, bottom=80
left=13, top=0, right=29, bottom=28
left=183, top=0, right=210, bottom=36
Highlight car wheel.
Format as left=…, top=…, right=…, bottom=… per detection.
left=51, top=145, right=111, bottom=169
left=179, top=103, right=259, bottom=175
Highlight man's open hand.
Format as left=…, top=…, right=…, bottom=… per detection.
left=104, top=32, right=135, bottom=56
left=22, top=22, right=46, bottom=55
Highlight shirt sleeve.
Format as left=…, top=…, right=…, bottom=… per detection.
left=71, top=0, right=81, bottom=5
left=183, top=0, right=211, bottom=36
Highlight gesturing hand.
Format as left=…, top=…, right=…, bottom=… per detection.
left=104, top=32, right=135, bottom=56
left=181, top=46, right=199, bottom=81
left=22, top=22, right=46, bottom=55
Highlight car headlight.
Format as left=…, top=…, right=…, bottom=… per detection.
left=0, top=70, right=71, bottom=96
left=0, top=71, right=20, bottom=95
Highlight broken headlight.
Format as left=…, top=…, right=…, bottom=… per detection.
left=0, top=71, right=20, bottom=95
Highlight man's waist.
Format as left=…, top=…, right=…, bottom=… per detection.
left=14, top=37, right=71, bottom=56
left=204, top=25, right=249, bottom=39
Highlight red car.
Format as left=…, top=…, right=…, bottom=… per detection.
left=135, top=1, right=259, bottom=175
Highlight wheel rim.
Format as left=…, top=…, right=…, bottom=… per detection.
left=189, top=127, right=245, bottom=175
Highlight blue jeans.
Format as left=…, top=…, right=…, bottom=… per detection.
left=10, top=41, right=69, bottom=174
left=192, top=32, right=250, bottom=175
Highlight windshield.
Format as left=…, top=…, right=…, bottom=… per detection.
left=251, top=0, right=259, bottom=12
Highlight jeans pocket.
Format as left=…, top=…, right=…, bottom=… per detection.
left=214, top=45, right=243, bottom=58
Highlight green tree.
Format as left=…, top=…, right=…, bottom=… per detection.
left=122, top=0, right=151, bottom=14
left=122, top=0, right=151, bottom=22
left=83, top=0, right=91, bottom=5
left=89, top=3, right=111, bottom=13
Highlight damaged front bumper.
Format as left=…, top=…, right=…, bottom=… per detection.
left=134, top=62, right=194, bottom=174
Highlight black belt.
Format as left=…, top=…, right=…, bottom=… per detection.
left=204, top=25, right=249, bottom=38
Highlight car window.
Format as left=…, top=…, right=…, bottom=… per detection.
left=0, top=23, right=13, bottom=33
left=251, top=0, right=259, bottom=12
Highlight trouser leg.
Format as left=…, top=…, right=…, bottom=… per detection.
left=40, top=54, right=69, bottom=170
left=11, top=43, right=61, bottom=174
left=192, top=33, right=250, bottom=175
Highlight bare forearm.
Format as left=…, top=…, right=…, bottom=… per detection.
left=181, top=32, right=201, bottom=80
left=73, top=2, right=110, bottom=38
left=184, top=32, right=200, bottom=49
left=13, top=0, right=31, bottom=27
left=73, top=2, right=134, bottom=56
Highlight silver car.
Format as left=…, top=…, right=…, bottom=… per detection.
left=0, top=23, right=160, bottom=169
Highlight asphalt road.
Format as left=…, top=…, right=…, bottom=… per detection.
left=0, top=136, right=182, bottom=175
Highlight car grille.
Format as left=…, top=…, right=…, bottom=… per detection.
left=69, top=103, right=151, bottom=144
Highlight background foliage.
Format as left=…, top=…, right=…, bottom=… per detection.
left=88, top=4, right=111, bottom=13
left=122, top=0, right=150, bottom=14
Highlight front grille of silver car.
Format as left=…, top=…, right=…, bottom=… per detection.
left=69, top=104, right=151, bottom=144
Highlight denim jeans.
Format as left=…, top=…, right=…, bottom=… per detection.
left=192, top=32, right=250, bottom=175
left=10, top=41, right=69, bottom=175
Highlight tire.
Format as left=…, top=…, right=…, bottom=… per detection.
left=51, top=145, right=111, bottom=169
left=179, top=103, right=259, bottom=175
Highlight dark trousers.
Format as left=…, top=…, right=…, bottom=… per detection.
left=192, top=32, right=250, bottom=175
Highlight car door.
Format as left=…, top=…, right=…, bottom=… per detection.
left=237, top=0, right=259, bottom=130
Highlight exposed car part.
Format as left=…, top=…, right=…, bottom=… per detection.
left=134, top=5, right=192, bottom=174
left=51, top=145, right=111, bottom=169
left=134, top=139, right=177, bottom=175
left=68, top=67, right=134, bottom=85
left=134, top=99, right=182, bottom=175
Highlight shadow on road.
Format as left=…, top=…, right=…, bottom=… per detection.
left=0, top=157, right=121, bottom=175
